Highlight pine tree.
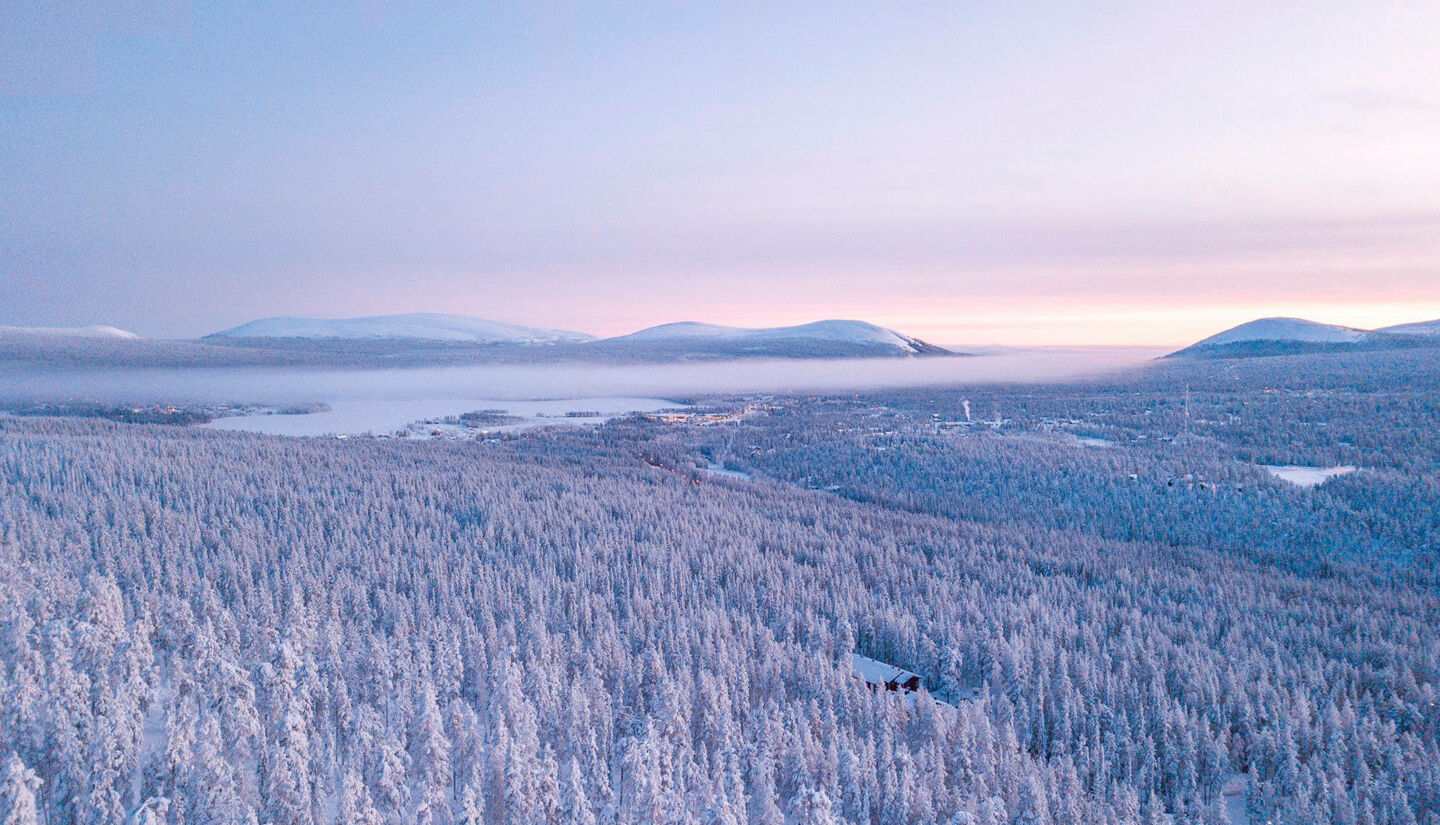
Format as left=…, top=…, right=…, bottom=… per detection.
left=976, top=796, right=1007, bottom=825
left=372, top=732, right=410, bottom=818
left=534, top=744, right=561, bottom=825
left=1015, top=773, right=1052, bottom=825
left=790, top=787, right=837, bottom=825
left=82, top=691, right=134, bottom=825
left=0, top=755, right=42, bottom=825
left=1140, top=790, right=1166, bottom=825
left=560, top=755, right=595, bottom=825
left=177, top=715, right=244, bottom=824
left=747, top=752, right=785, bottom=825
left=132, top=796, right=171, bottom=825
left=457, top=775, right=486, bottom=825
left=337, top=771, right=381, bottom=825
left=410, top=683, right=453, bottom=823
left=261, top=706, right=314, bottom=825
left=260, top=642, right=314, bottom=825
left=619, top=728, right=663, bottom=825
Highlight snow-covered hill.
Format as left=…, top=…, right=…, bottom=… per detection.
left=1192, top=317, right=1368, bottom=347
left=2, top=315, right=955, bottom=366
left=207, top=313, right=594, bottom=344
left=1168, top=315, right=1440, bottom=359
left=1169, top=317, right=1376, bottom=358
left=1377, top=318, right=1440, bottom=336
left=0, top=324, right=140, bottom=339
left=612, top=320, right=947, bottom=355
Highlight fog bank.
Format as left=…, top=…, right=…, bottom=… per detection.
left=0, top=349, right=1163, bottom=408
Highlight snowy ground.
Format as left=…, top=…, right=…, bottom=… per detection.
left=1261, top=464, right=1357, bottom=487
left=1221, top=773, right=1250, bottom=825
left=702, top=461, right=753, bottom=480
left=209, top=396, right=681, bottom=437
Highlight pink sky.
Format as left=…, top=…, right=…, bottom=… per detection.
left=3, top=2, right=1438, bottom=345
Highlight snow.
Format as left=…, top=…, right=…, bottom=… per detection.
left=617, top=320, right=923, bottom=352
left=0, top=324, right=139, bottom=339
left=1193, top=317, right=1367, bottom=347
left=133, top=677, right=170, bottom=806
left=1224, top=794, right=1249, bottom=825
left=950, top=682, right=985, bottom=702
left=1185, top=315, right=1440, bottom=348
left=850, top=653, right=921, bottom=687
left=1075, top=436, right=1113, bottom=448
left=702, top=461, right=752, bottom=480
left=1378, top=318, right=1440, bottom=336
left=209, top=396, right=681, bottom=437
left=1261, top=464, right=1357, bottom=488
left=1221, top=773, right=1251, bottom=825
left=208, top=313, right=594, bottom=344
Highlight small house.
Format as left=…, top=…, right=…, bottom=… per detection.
left=851, top=653, right=922, bottom=694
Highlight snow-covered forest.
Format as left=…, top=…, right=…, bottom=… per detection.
left=3, top=349, right=1439, bottom=825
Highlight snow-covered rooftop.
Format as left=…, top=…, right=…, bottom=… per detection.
left=850, top=653, right=921, bottom=687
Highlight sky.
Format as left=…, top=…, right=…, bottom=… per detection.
left=3, top=1, right=1439, bottom=346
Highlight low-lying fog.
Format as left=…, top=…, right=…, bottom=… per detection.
left=2, top=347, right=1164, bottom=435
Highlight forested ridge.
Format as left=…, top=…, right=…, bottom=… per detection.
left=2, top=351, right=1439, bottom=824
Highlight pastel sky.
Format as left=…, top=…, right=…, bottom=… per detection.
left=3, top=1, right=1439, bottom=345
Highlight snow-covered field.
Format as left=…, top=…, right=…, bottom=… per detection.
left=1262, top=464, right=1357, bottom=487
left=702, top=461, right=753, bottom=480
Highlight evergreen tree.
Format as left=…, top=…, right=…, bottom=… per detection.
left=0, top=755, right=41, bottom=825
left=790, top=787, right=837, bottom=825
left=337, top=771, right=381, bottom=825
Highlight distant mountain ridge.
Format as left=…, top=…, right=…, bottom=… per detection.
left=207, top=313, right=594, bottom=345
left=0, top=313, right=955, bottom=368
left=207, top=314, right=947, bottom=354
left=610, top=320, right=951, bottom=357
left=1377, top=318, right=1440, bottom=336
left=1170, top=315, right=1440, bottom=358
left=0, top=324, right=140, bottom=340
left=203, top=314, right=953, bottom=359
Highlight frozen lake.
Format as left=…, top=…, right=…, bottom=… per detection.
left=208, top=396, right=681, bottom=437
left=0, top=348, right=1163, bottom=437
left=1262, top=464, right=1357, bottom=488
